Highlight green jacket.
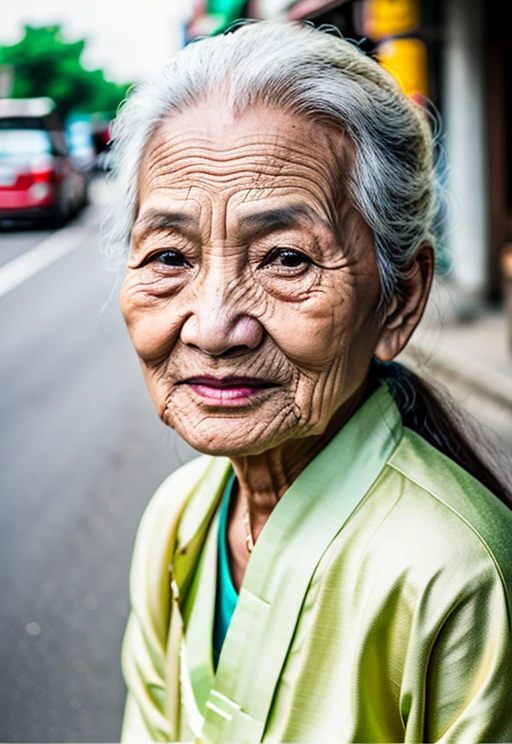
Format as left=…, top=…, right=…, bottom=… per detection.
left=120, top=384, right=512, bottom=742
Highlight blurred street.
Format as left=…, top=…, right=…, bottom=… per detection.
left=0, top=226, right=53, bottom=267
left=0, top=176, right=511, bottom=743
left=1, top=0, right=511, bottom=741
left=0, top=177, right=197, bottom=742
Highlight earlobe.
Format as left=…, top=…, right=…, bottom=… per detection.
left=374, top=243, right=434, bottom=363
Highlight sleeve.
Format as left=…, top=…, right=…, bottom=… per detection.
left=118, top=455, right=212, bottom=743
left=120, top=610, right=171, bottom=742
left=420, top=560, right=512, bottom=743
left=121, top=691, right=158, bottom=742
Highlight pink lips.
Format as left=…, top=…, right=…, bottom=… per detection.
left=182, top=376, right=276, bottom=407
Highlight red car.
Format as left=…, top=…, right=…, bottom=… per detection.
left=0, top=97, right=89, bottom=227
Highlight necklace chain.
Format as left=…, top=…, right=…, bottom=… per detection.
left=242, top=497, right=254, bottom=553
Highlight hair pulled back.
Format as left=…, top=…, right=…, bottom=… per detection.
left=102, top=20, right=510, bottom=508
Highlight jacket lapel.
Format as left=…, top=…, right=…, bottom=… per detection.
left=200, top=385, right=402, bottom=743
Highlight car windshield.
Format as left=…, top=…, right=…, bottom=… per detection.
left=0, top=129, right=52, bottom=158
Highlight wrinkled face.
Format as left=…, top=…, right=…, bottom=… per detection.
left=120, top=104, right=384, bottom=456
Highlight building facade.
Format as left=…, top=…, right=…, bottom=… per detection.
left=185, top=0, right=511, bottom=311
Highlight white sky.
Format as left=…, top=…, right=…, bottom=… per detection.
left=1, top=0, right=195, bottom=83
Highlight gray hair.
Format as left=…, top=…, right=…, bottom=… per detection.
left=102, top=20, right=443, bottom=304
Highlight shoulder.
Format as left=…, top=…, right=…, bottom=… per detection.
left=387, top=428, right=512, bottom=562
left=129, top=454, right=225, bottom=565
left=135, top=455, right=211, bottom=535
left=368, top=427, right=512, bottom=609
left=125, top=454, right=229, bottom=625
left=130, top=453, right=231, bottom=565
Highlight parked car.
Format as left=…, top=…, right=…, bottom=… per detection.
left=0, top=97, right=89, bottom=227
left=65, top=114, right=96, bottom=173
left=91, top=118, right=114, bottom=173
left=94, top=142, right=114, bottom=174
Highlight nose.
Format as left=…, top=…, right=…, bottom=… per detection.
left=180, top=282, right=264, bottom=356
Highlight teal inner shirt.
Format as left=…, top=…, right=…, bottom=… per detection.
left=213, top=472, right=239, bottom=669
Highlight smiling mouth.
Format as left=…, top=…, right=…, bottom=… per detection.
left=179, top=376, right=279, bottom=406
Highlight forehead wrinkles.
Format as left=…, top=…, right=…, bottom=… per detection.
left=140, top=129, right=342, bottom=197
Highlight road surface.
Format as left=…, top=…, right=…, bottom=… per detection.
left=0, top=178, right=197, bottom=742
left=0, top=177, right=511, bottom=742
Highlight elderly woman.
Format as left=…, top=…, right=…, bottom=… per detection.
left=107, top=21, right=512, bottom=744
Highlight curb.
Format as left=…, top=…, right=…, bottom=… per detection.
left=400, top=340, right=512, bottom=411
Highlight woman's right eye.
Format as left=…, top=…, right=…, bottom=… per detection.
left=144, top=249, right=191, bottom=268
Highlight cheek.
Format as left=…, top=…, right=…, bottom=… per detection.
left=120, top=277, right=183, bottom=365
left=265, top=291, right=349, bottom=370
left=264, top=281, right=381, bottom=418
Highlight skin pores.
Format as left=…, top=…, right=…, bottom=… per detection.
left=120, top=104, right=384, bottom=459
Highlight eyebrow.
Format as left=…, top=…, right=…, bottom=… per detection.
left=132, top=209, right=196, bottom=241
left=236, top=204, right=330, bottom=238
left=132, top=203, right=332, bottom=246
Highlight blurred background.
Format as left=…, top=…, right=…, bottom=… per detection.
left=0, top=0, right=511, bottom=741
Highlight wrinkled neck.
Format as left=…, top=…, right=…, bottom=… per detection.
left=229, top=377, right=372, bottom=536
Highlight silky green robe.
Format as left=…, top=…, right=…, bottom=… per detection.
left=120, top=384, right=512, bottom=743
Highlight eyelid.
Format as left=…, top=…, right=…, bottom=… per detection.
left=139, top=248, right=192, bottom=268
left=135, top=228, right=192, bottom=252
left=259, top=246, right=312, bottom=267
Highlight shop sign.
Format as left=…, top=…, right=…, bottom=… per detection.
left=362, top=0, right=420, bottom=40
left=377, top=37, right=428, bottom=100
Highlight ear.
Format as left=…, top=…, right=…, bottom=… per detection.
left=374, top=243, right=434, bottom=363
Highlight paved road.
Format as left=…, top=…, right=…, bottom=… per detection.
left=0, top=179, right=197, bottom=742
left=0, top=224, right=53, bottom=268
left=0, top=178, right=511, bottom=742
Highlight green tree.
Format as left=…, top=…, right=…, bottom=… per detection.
left=0, top=25, right=132, bottom=120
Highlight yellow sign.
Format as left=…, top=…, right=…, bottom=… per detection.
left=362, top=0, right=420, bottom=40
left=377, top=37, right=428, bottom=100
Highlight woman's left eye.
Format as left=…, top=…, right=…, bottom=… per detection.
left=145, top=249, right=191, bottom=268
left=262, top=248, right=312, bottom=270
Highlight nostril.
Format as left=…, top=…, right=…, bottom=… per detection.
left=231, top=316, right=264, bottom=350
left=196, top=344, right=255, bottom=359
left=180, top=313, right=264, bottom=356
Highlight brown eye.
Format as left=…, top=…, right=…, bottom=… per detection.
left=263, top=248, right=311, bottom=270
left=276, top=249, right=309, bottom=267
left=145, top=249, right=191, bottom=268
left=253, top=245, right=319, bottom=301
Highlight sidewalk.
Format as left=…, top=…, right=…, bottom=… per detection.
left=399, top=279, right=512, bottom=410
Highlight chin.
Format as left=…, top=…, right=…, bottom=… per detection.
left=162, top=388, right=300, bottom=456
left=176, top=423, right=281, bottom=458
left=166, top=410, right=298, bottom=458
